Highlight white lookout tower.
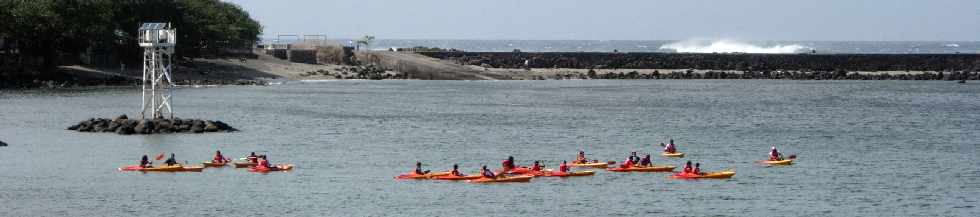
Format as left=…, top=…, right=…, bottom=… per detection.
left=138, top=23, right=176, bottom=119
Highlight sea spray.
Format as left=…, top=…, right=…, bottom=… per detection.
left=659, top=39, right=809, bottom=54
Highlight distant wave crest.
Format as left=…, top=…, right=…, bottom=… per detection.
left=660, top=39, right=809, bottom=54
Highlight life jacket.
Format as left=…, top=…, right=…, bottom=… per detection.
left=482, top=169, right=495, bottom=178
left=640, top=157, right=651, bottom=166
left=559, top=163, right=569, bottom=172
left=248, top=156, right=258, bottom=163
left=532, top=164, right=542, bottom=171
left=770, top=149, right=780, bottom=160
left=502, top=160, right=513, bottom=170
left=451, top=169, right=462, bottom=176
left=258, top=159, right=270, bottom=168
left=683, top=165, right=692, bottom=173
left=214, top=154, right=225, bottom=163
left=693, top=167, right=701, bottom=174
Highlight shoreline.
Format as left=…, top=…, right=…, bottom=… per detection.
left=3, top=51, right=977, bottom=89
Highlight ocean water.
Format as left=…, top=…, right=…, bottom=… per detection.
left=1, top=80, right=979, bottom=216
left=276, top=38, right=980, bottom=54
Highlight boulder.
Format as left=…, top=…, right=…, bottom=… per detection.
left=204, top=121, right=219, bottom=132
left=134, top=119, right=155, bottom=134
left=0, top=140, right=6, bottom=146
left=190, top=124, right=204, bottom=133
left=115, top=125, right=135, bottom=135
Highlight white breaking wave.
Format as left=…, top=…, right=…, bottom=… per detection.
left=660, top=39, right=809, bottom=54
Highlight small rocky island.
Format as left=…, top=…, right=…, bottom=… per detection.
left=0, top=140, right=7, bottom=146
left=67, top=115, right=237, bottom=135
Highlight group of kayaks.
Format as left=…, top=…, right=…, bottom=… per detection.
left=118, top=151, right=294, bottom=173
left=396, top=143, right=796, bottom=183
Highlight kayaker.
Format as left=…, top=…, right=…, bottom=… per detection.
left=639, top=154, right=652, bottom=167
left=630, top=151, right=640, bottom=163
left=531, top=161, right=543, bottom=171
left=683, top=161, right=693, bottom=174
left=502, top=156, right=516, bottom=171
left=164, top=153, right=177, bottom=166
left=414, top=161, right=429, bottom=175
left=664, top=141, right=677, bottom=153
left=258, top=155, right=271, bottom=168
left=621, top=156, right=634, bottom=168
left=575, top=151, right=587, bottom=163
left=247, top=152, right=258, bottom=163
left=450, top=164, right=464, bottom=176
left=769, top=146, right=782, bottom=161
left=139, top=155, right=152, bottom=168
left=693, top=163, right=702, bottom=175
left=213, top=150, right=227, bottom=163
left=559, top=161, right=570, bottom=173
left=481, top=165, right=496, bottom=178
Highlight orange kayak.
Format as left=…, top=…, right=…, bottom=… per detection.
left=498, top=167, right=532, bottom=175
left=248, top=164, right=294, bottom=173
left=671, top=170, right=736, bottom=179
left=203, top=161, right=228, bottom=167
left=607, top=165, right=676, bottom=172
left=394, top=171, right=451, bottom=180
left=545, top=170, right=596, bottom=177
left=466, top=175, right=534, bottom=183
left=234, top=162, right=257, bottom=168
left=570, top=162, right=609, bottom=168
left=433, top=174, right=483, bottom=181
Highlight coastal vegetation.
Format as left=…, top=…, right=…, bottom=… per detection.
left=0, top=0, right=261, bottom=84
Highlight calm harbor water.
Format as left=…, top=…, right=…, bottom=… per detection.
left=1, top=80, right=978, bottom=216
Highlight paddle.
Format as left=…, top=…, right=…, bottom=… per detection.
left=154, top=152, right=165, bottom=161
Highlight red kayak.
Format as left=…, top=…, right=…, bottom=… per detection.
left=433, top=174, right=483, bottom=181
left=497, top=167, right=532, bottom=175
left=249, top=164, right=294, bottom=173
left=395, top=171, right=451, bottom=180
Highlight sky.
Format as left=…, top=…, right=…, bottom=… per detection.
left=225, top=0, right=980, bottom=41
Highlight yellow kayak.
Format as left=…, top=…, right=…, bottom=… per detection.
left=672, top=170, right=735, bottom=179
left=122, top=164, right=204, bottom=172
left=661, top=152, right=685, bottom=158
left=761, top=159, right=793, bottom=165
left=570, top=162, right=609, bottom=168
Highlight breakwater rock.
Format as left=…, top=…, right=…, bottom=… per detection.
left=421, top=52, right=980, bottom=73
left=0, top=140, right=6, bottom=146
left=66, top=115, right=237, bottom=135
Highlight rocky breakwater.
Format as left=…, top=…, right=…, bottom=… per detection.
left=66, top=115, right=237, bottom=135
left=0, top=140, right=6, bottom=146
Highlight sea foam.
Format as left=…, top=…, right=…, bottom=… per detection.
left=660, top=39, right=809, bottom=54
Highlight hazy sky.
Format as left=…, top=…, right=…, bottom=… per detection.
left=225, top=0, right=979, bottom=41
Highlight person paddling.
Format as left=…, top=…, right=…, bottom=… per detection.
left=140, top=155, right=152, bottom=168
left=639, top=154, right=652, bottom=167
left=450, top=164, right=464, bottom=176
left=258, top=155, right=272, bottom=168
left=621, top=155, right=635, bottom=168
left=683, top=161, right=693, bottom=174
left=769, top=146, right=782, bottom=161
left=213, top=150, right=227, bottom=163
left=502, top=156, right=516, bottom=171
left=481, top=165, right=496, bottom=178
left=164, top=153, right=177, bottom=166
left=247, top=152, right=258, bottom=163
left=664, top=140, right=677, bottom=153
left=575, top=151, right=588, bottom=163
left=414, top=161, right=429, bottom=175
left=693, top=163, right=702, bottom=175
left=531, top=161, right=543, bottom=171
left=559, top=161, right=570, bottom=173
